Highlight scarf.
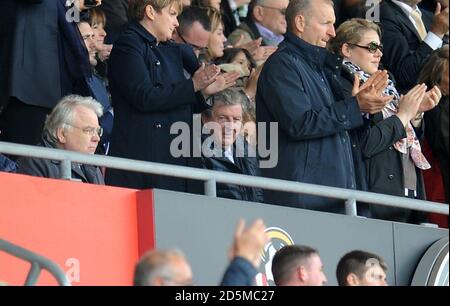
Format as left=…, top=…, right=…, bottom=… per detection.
left=343, top=60, right=431, bottom=170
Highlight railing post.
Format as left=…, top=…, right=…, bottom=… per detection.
left=60, top=159, right=72, bottom=180
left=345, top=198, right=357, bottom=217
left=24, top=262, right=41, bottom=286
left=205, top=178, right=217, bottom=197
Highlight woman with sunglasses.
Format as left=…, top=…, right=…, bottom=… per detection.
left=328, top=18, right=442, bottom=223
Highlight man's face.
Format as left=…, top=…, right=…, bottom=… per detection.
left=207, top=103, right=243, bottom=149
left=57, top=105, right=101, bottom=154
left=181, top=21, right=211, bottom=58
left=357, top=264, right=388, bottom=286
left=257, top=0, right=289, bottom=35
left=78, top=22, right=97, bottom=66
left=304, top=254, right=327, bottom=286
left=297, top=0, right=336, bottom=47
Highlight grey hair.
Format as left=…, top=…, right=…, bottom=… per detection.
left=43, top=95, right=103, bottom=146
left=203, top=88, right=246, bottom=119
left=133, top=249, right=187, bottom=286
left=286, top=0, right=333, bottom=32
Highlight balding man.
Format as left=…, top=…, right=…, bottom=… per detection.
left=228, top=0, right=289, bottom=47
left=257, top=0, right=391, bottom=213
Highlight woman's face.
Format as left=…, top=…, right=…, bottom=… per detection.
left=150, top=4, right=180, bottom=43
left=231, top=51, right=251, bottom=76
left=208, top=23, right=227, bottom=59
left=343, top=30, right=383, bottom=75
left=91, top=22, right=107, bottom=52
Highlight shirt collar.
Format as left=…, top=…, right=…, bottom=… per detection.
left=255, top=22, right=284, bottom=45
left=392, top=0, right=421, bottom=17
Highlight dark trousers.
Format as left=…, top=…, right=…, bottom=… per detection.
left=0, top=97, right=50, bottom=149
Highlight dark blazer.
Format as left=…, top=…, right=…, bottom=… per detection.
left=101, top=0, right=129, bottom=44
left=425, top=96, right=449, bottom=202
left=201, top=136, right=264, bottom=203
left=0, top=0, right=16, bottom=115
left=3, top=0, right=90, bottom=110
left=220, top=0, right=238, bottom=37
left=338, top=68, right=427, bottom=223
left=106, top=21, right=208, bottom=191
left=16, top=139, right=105, bottom=184
left=256, top=32, right=364, bottom=213
left=380, top=0, right=435, bottom=93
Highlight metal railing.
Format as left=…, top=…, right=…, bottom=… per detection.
left=0, top=238, right=70, bottom=286
left=1, top=141, right=448, bottom=217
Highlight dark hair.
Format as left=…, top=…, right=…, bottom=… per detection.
left=271, top=245, right=318, bottom=286
left=178, top=6, right=211, bottom=36
left=418, top=45, right=449, bottom=90
left=336, top=250, right=387, bottom=286
left=214, top=48, right=257, bottom=70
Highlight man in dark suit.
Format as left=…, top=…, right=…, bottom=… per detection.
left=0, top=0, right=96, bottom=147
left=101, top=0, right=129, bottom=43
left=380, top=0, right=448, bottom=93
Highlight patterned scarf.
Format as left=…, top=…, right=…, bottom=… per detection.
left=343, top=60, right=431, bottom=170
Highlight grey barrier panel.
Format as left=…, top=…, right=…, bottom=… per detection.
left=393, top=224, right=448, bottom=286
left=151, top=189, right=448, bottom=286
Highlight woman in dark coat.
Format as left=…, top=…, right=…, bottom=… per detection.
left=106, top=0, right=220, bottom=191
left=420, top=46, right=449, bottom=203
left=328, top=19, right=442, bottom=223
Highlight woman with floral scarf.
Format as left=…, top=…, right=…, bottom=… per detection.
left=328, top=18, right=442, bottom=223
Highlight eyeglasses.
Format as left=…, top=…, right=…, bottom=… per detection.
left=175, top=28, right=209, bottom=54
left=349, top=42, right=383, bottom=54
left=258, top=5, right=287, bottom=16
left=67, top=124, right=103, bottom=137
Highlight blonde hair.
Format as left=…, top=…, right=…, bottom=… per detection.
left=128, top=0, right=183, bottom=21
left=205, top=7, right=224, bottom=61
left=328, top=18, right=381, bottom=56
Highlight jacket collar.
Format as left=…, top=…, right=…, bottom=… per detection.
left=283, top=32, right=329, bottom=67
left=128, top=21, right=158, bottom=45
left=385, top=0, right=424, bottom=41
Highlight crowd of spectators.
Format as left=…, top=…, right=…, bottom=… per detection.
left=0, top=0, right=448, bottom=226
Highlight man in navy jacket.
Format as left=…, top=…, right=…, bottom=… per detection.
left=257, top=0, right=391, bottom=213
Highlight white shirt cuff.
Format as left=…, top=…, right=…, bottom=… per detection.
left=424, top=32, right=443, bottom=50
left=229, top=0, right=238, bottom=11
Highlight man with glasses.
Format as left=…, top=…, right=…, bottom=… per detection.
left=17, top=95, right=105, bottom=184
left=228, top=0, right=289, bottom=47
left=173, top=6, right=212, bottom=59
